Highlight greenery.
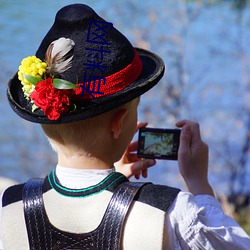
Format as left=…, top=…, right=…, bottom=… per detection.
left=236, top=209, right=250, bottom=235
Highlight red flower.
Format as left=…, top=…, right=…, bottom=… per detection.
left=30, top=78, right=71, bottom=120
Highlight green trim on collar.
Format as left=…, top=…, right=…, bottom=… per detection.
left=47, top=170, right=127, bottom=198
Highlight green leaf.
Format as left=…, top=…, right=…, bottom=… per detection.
left=32, top=104, right=39, bottom=112
left=71, top=104, right=77, bottom=112
left=53, top=78, right=77, bottom=89
left=23, top=74, right=42, bottom=86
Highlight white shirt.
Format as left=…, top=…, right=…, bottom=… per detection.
left=0, top=165, right=249, bottom=249
left=0, top=192, right=2, bottom=250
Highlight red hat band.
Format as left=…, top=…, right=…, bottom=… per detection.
left=75, top=50, right=143, bottom=99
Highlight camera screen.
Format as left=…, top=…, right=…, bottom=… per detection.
left=137, top=128, right=180, bottom=160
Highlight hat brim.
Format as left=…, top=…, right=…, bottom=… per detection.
left=7, top=48, right=165, bottom=124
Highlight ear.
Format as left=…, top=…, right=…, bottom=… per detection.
left=110, top=108, right=128, bottom=139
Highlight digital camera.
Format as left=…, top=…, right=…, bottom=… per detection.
left=137, top=127, right=181, bottom=160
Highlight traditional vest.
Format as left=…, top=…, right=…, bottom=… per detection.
left=1, top=172, right=180, bottom=249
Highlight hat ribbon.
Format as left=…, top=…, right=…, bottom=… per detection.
left=75, top=49, right=143, bottom=99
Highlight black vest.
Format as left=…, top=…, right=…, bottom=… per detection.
left=3, top=173, right=180, bottom=249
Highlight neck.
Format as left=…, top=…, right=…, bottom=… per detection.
left=58, top=153, right=113, bottom=170
left=54, top=131, right=123, bottom=170
left=56, top=143, right=115, bottom=170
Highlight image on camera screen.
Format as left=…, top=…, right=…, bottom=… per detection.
left=142, top=132, right=174, bottom=156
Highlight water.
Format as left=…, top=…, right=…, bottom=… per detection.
left=0, top=0, right=250, bottom=195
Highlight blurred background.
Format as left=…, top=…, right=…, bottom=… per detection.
left=0, top=0, right=250, bottom=231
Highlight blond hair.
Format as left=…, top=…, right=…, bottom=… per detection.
left=41, top=111, right=112, bottom=156
left=41, top=101, right=133, bottom=156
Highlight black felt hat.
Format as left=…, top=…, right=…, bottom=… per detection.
left=7, top=4, right=165, bottom=124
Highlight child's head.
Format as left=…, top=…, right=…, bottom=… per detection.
left=7, top=4, right=164, bottom=150
left=41, top=98, right=140, bottom=162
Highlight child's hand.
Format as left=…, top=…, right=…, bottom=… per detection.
left=114, top=122, right=156, bottom=179
left=176, top=120, right=214, bottom=196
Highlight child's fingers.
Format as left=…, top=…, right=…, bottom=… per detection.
left=190, top=122, right=202, bottom=143
left=142, top=169, right=148, bottom=178
left=178, top=125, right=192, bottom=165
left=131, top=159, right=156, bottom=173
left=127, top=141, right=138, bottom=152
left=176, top=120, right=202, bottom=143
left=136, top=122, right=148, bottom=132
left=176, top=120, right=187, bottom=127
left=126, top=122, right=148, bottom=153
left=176, top=119, right=198, bottom=129
left=134, top=173, right=140, bottom=179
left=126, top=153, right=140, bottom=163
left=179, top=125, right=192, bottom=152
left=133, top=166, right=149, bottom=180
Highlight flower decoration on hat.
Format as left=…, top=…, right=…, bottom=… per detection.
left=18, top=37, right=77, bottom=120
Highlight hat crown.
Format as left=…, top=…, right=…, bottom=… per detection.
left=36, top=4, right=134, bottom=84
left=55, top=4, right=96, bottom=25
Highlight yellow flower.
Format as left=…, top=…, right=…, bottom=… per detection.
left=18, top=56, right=47, bottom=98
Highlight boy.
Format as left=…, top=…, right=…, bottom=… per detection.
left=1, top=3, right=250, bottom=249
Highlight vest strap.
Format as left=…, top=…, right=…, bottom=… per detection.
left=98, top=181, right=147, bottom=249
left=22, top=178, right=52, bottom=250
left=23, top=177, right=148, bottom=250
